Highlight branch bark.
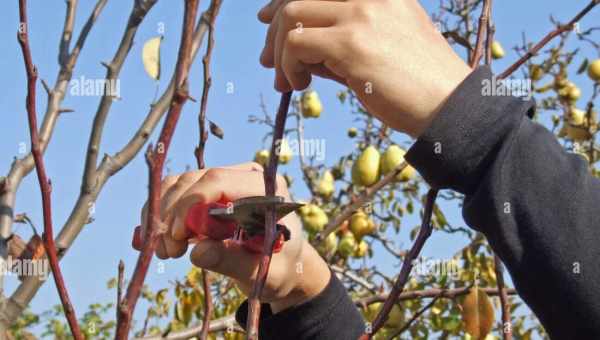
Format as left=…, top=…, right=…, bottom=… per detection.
left=17, top=1, right=83, bottom=338
left=469, top=0, right=492, bottom=68
left=359, top=189, right=438, bottom=339
left=498, top=0, right=599, bottom=79
left=115, top=1, right=200, bottom=337
left=245, top=92, right=293, bottom=339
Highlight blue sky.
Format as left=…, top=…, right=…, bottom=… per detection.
left=0, top=0, right=598, bottom=333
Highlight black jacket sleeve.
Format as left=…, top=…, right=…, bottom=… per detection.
left=235, top=271, right=365, bottom=340
left=405, top=66, right=600, bottom=339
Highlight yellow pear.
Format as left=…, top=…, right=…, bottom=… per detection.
left=316, top=171, right=335, bottom=198
left=381, top=145, right=416, bottom=182
left=386, top=304, right=404, bottom=327
left=559, top=82, right=581, bottom=103
left=530, top=64, right=544, bottom=81
left=278, top=139, right=293, bottom=164
left=353, top=240, right=369, bottom=258
left=301, top=204, right=328, bottom=233
left=563, top=108, right=592, bottom=141
left=349, top=211, right=376, bottom=240
left=347, top=127, right=358, bottom=138
left=588, top=59, right=600, bottom=82
left=337, top=233, right=357, bottom=258
left=491, top=41, right=505, bottom=59
left=301, top=90, right=323, bottom=118
left=253, top=150, right=270, bottom=167
left=352, top=146, right=381, bottom=186
left=364, top=302, right=382, bottom=322
left=317, top=232, right=339, bottom=256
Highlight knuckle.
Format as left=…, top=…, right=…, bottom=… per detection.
left=353, top=3, right=377, bottom=22
left=276, top=174, right=289, bottom=191
left=178, top=171, right=198, bottom=184
left=163, top=175, right=178, bottom=186
left=280, top=1, right=301, bottom=23
left=249, top=162, right=265, bottom=171
left=204, top=168, right=224, bottom=182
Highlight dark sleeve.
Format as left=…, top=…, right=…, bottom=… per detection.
left=405, top=66, right=600, bottom=339
left=235, top=271, right=365, bottom=340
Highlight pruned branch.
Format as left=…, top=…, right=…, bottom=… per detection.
left=245, top=91, right=293, bottom=339
left=499, top=0, right=599, bottom=79
left=359, top=189, right=438, bottom=339
left=17, top=1, right=83, bottom=338
left=115, top=1, right=200, bottom=337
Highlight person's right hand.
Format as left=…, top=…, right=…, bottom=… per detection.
left=257, top=0, right=472, bottom=138
left=139, top=162, right=331, bottom=314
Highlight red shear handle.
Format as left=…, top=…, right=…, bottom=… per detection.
left=132, top=201, right=287, bottom=254
left=184, top=201, right=237, bottom=240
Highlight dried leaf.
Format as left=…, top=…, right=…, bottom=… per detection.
left=142, top=36, right=162, bottom=81
left=577, top=58, right=589, bottom=75
left=460, top=287, right=495, bottom=339
left=209, top=120, right=224, bottom=139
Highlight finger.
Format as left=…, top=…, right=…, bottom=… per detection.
left=282, top=27, right=345, bottom=90
left=273, top=1, right=346, bottom=91
left=140, top=174, right=180, bottom=243
left=258, top=0, right=283, bottom=24
left=305, top=63, right=348, bottom=85
left=162, top=233, right=188, bottom=258
left=161, top=163, right=262, bottom=223
left=190, top=239, right=261, bottom=281
left=170, top=169, right=289, bottom=239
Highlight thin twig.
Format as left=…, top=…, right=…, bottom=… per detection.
left=17, top=1, right=83, bottom=339
left=199, top=270, right=213, bottom=340
left=117, top=260, right=125, bottom=309
left=115, top=1, right=199, bottom=338
left=494, top=255, right=512, bottom=340
left=194, top=0, right=222, bottom=170
left=469, top=0, right=493, bottom=67
left=499, top=0, right=599, bottom=79
left=245, top=92, right=293, bottom=339
left=387, top=296, right=441, bottom=340
left=359, top=189, right=438, bottom=339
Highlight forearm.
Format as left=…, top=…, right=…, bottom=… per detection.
left=406, top=66, right=600, bottom=339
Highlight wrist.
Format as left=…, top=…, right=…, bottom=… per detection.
left=270, top=242, right=331, bottom=313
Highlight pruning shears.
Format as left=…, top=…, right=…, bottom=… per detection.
left=132, top=196, right=304, bottom=254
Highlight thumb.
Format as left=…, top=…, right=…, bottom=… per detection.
left=190, top=239, right=260, bottom=282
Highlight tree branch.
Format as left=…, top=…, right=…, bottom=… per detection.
left=245, top=91, right=293, bottom=339
left=17, top=1, right=83, bottom=338
left=499, top=0, right=599, bottom=79
left=115, top=1, right=200, bottom=337
left=359, top=189, right=438, bottom=339
left=194, top=0, right=222, bottom=170
left=469, top=0, right=492, bottom=67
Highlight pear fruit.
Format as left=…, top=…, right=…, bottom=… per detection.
left=381, top=145, right=416, bottom=182
left=530, top=65, right=544, bottom=81
left=386, top=304, right=404, bottom=328
left=317, top=232, right=339, bottom=256
left=347, top=127, right=358, bottom=138
left=316, top=171, right=335, bottom=198
left=560, top=108, right=592, bottom=141
left=278, top=139, right=293, bottom=164
left=301, top=90, right=323, bottom=118
left=491, top=41, right=505, bottom=59
left=353, top=240, right=369, bottom=258
left=349, top=211, right=376, bottom=240
left=558, top=82, right=581, bottom=103
left=253, top=150, right=270, bottom=167
left=352, top=146, right=381, bottom=186
left=337, top=233, right=357, bottom=258
left=301, top=204, right=329, bottom=233
left=588, top=59, right=600, bottom=82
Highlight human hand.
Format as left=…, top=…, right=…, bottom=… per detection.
left=139, top=162, right=330, bottom=313
left=258, top=0, right=472, bottom=137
